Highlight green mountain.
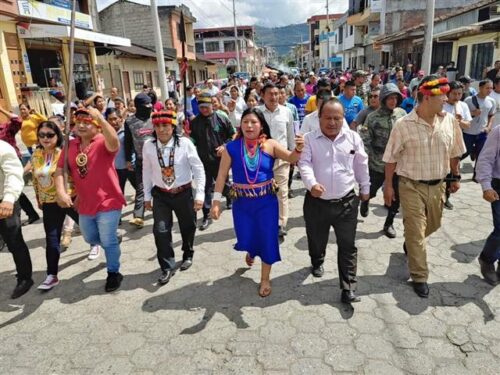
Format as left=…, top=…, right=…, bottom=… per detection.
left=254, top=23, right=308, bottom=56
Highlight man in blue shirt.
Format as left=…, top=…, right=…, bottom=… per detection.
left=338, top=81, right=364, bottom=126
left=288, top=81, right=310, bottom=125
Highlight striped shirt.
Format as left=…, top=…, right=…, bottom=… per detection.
left=382, top=110, right=466, bottom=180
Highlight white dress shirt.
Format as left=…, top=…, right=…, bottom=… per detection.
left=142, top=137, right=206, bottom=202
left=257, top=104, right=295, bottom=150
left=298, top=128, right=370, bottom=200
left=0, top=140, right=24, bottom=203
left=300, top=110, right=350, bottom=134
left=443, top=102, right=472, bottom=121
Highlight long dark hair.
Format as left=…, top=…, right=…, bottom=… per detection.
left=152, top=124, right=180, bottom=147
left=236, top=107, right=272, bottom=140
left=36, top=121, right=64, bottom=149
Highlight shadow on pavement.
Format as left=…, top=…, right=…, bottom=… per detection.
left=142, top=253, right=496, bottom=334
left=450, top=239, right=485, bottom=263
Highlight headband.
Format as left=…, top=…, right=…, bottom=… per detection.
left=75, top=109, right=99, bottom=127
left=419, top=77, right=450, bottom=96
left=152, top=110, right=177, bottom=126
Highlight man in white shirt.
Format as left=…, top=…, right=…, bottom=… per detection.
left=143, top=111, right=205, bottom=285
left=257, top=83, right=295, bottom=239
left=106, top=87, right=119, bottom=109
left=490, top=77, right=500, bottom=128
left=299, top=99, right=370, bottom=304
left=0, top=140, right=33, bottom=298
left=205, top=79, right=220, bottom=96
left=301, top=90, right=350, bottom=134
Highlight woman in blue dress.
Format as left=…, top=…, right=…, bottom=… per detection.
left=211, top=108, right=303, bottom=297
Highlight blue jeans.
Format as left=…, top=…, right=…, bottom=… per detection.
left=79, top=209, right=122, bottom=272
left=462, top=132, right=487, bottom=161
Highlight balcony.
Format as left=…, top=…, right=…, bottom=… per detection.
left=347, top=1, right=380, bottom=26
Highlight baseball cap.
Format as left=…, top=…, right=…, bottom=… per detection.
left=458, top=75, right=473, bottom=84
left=353, top=70, right=368, bottom=78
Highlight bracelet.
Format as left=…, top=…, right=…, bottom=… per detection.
left=212, top=192, right=222, bottom=202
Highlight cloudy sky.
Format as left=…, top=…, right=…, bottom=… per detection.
left=97, top=0, right=348, bottom=28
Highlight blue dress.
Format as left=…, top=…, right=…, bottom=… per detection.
left=226, top=139, right=280, bottom=264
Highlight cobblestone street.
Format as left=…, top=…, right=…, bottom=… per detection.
left=1, top=161, right=499, bottom=374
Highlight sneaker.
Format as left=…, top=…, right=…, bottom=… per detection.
left=38, top=275, right=59, bottom=290
left=88, top=245, right=100, bottom=260
left=105, top=272, right=123, bottom=292
left=129, top=217, right=144, bottom=228
left=60, top=230, right=72, bottom=250
left=444, top=199, right=454, bottom=210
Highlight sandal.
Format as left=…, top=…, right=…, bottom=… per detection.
left=258, top=281, right=272, bottom=298
left=245, top=253, right=254, bottom=267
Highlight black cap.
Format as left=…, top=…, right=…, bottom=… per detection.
left=134, top=93, right=152, bottom=108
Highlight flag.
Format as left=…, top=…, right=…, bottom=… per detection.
left=179, top=11, right=186, bottom=43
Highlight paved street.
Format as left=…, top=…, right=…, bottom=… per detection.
left=1, top=160, right=500, bottom=374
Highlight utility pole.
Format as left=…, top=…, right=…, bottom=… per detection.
left=326, top=0, right=330, bottom=69
left=232, top=0, right=241, bottom=72
left=301, top=35, right=304, bottom=69
left=421, top=0, right=435, bottom=73
left=150, top=0, right=168, bottom=101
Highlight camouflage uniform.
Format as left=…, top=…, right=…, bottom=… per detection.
left=359, top=83, right=407, bottom=235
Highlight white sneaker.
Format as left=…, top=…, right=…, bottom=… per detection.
left=88, top=245, right=100, bottom=260
left=38, top=275, right=59, bottom=290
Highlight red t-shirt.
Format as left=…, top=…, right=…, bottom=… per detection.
left=58, top=134, right=126, bottom=215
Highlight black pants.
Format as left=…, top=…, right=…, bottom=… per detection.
left=152, top=187, right=196, bottom=271
left=288, top=164, right=295, bottom=189
left=19, top=192, right=38, bottom=219
left=0, top=201, right=32, bottom=280
left=133, top=160, right=145, bottom=219
left=42, top=203, right=79, bottom=275
left=116, top=168, right=137, bottom=195
left=303, top=191, right=359, bottom=290
left=202, top=161, right=231, bottom=218
left=369, top=169, right=400, bottom=225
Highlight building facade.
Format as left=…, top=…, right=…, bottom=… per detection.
left=307, top=14, right=343, bottom=70
left=194, top=26, right=259, bottom=75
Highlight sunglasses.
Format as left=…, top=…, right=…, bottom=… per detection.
left=38, top=132, right=56, bottom=139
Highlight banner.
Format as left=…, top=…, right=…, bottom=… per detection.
left=17, top=0, right=93, bottom=30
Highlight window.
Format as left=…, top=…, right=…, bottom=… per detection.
left=133, top=71, right=144, bottom=90
left=146, top=71, right=153, bottom=88
left=154, top=71, right=159, bottom=87
left=338, top=26, right=343, bottom=44
left=195, top=42, right=204, bottom=54
left=205, top=41, right=220, bottom=52
left=350, top=25, right=353, bottom=35
left=224, top=40, right=236, bottom=52
left=470, top=42, right=494, bottom=80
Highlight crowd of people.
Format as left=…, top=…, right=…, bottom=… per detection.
left=0, top=60, right=499, bottom=303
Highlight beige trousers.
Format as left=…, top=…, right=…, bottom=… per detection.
left=273, top=159, right=290, bottom=228
left=399, top=176, right=445, bottom=282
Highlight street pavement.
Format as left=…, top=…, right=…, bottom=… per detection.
left=0, top=160, right=500, bottom=374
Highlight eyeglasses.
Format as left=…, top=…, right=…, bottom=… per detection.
left=38, top=132, right=56, bottom=139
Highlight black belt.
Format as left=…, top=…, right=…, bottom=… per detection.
left=154, top=183, right=191, bottom=195
left=417, top=179, right=443, bottom=186
left=310, top=189, right=356, bottom=203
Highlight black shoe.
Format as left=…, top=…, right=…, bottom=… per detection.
left=11, top=278, right=34, bottom=299
left=199, top=217, right=210, bottom=231
left=383, top=225, right=396, bottom=239
left=341, top=290, right=360, bottom=304
left=479, top=258, right=498, bottom=286
left=22, top=214, right=40, bottom=226
left=403, top=242, right=408, bottom=256
left=413, top=282, right=429, bottom=298
left=278, top=226, right=287, bottom=237
left=158, top=269, right=173, bottom=285
left=288, top=190, right=295, bottom=199
left=105, top=272, right=123, bottom=292
left=360, top=201, right=369, bottom=217
left=226, top=200, right=232, bottom=210
left=180, top=258, right=193, bottom=271
left=311, top=265, right=324, bottom=278
left=444, top=199, right=454, bottom=210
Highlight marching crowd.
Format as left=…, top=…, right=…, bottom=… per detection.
left=0, top=60, right=499, bottom=304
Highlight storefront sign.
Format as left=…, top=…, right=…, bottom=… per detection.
left=45, top=0, right=72, bottom=10
left=22, top=52, right=31, bottom=73
left=17, top=0, right=93, bottom=30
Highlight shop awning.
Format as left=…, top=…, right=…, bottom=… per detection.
left=17, top=24, right=131, bottom=47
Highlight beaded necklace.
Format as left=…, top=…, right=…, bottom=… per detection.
left=241, top=138, right=262, bottom=184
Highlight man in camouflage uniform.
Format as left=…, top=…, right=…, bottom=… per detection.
left=353, top=70, right=369, bottom=104
left=359, top=83, right=407, bottom=238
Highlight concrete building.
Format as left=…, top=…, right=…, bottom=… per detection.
left=307, top=13, right=343, bottom=70
left=347, top=0, right=471, bottom=69
left=0, top=0, right=129, bottom=119
left=194, top=26, right=258, bottom=75
left=98, top=1, right=197, bottom=82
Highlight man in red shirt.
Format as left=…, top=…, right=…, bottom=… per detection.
left=55, top=107, right=125, bottom=292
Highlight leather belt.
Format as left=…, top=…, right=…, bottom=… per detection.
left=417, top=179, right=443, bottom=186
left=155, top=183, right=191, bottom=195
left=311, top=189, right=356, bottom=203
